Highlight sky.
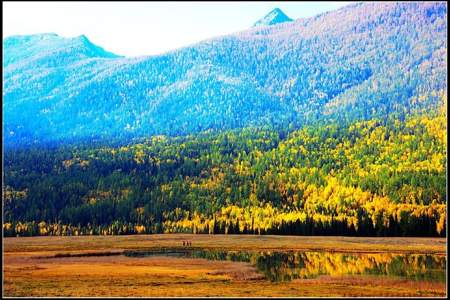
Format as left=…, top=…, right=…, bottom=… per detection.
left=3, top=1, right=351, bottom=57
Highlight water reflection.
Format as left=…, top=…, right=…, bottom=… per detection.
left=124, top=248, right=446, bottom=283
left=249, top=251, right=446, bottom=283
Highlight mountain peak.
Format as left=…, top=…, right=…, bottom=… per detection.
left=78, top=34, right=89, bottom=42
left=253, top=8, right=293, bottom=27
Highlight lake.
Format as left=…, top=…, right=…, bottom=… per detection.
left=124, top=248, right=446, bottom=283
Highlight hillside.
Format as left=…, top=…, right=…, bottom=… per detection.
left=3, top=2, right=447, bottom=147
left=3, top=101, right=447, bottom=236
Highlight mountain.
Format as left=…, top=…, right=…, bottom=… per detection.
left=2, top=3, right=447, bottom=238
left=3, top=2, right=447, bottom=147
left=3, top=33, right=120, bottom=68
left=253, top=8, right=293, bottom=27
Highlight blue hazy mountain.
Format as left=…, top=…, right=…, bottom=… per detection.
left=253, top=8, right=293, bottom=27
left=3, top=33, right=120, bottom=68
left=3, top=2, right=447, bottom=147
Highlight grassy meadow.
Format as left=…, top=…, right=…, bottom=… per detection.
left=3, top=234, right=446, bottom=297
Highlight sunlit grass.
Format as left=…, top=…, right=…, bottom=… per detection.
left=4, top=234, right=446, bottom=297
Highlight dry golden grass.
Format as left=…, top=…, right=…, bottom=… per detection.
left=3, top=234, right=447, bottom=297
left=4, top=234, right=446, bottom=254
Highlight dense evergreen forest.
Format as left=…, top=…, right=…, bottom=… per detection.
left=3, top=94, right=446, bottom=237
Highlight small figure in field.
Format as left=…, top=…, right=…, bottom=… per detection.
left=182, top=241, right=185, bottom=246
left=189, top=240, right=192, bottom=247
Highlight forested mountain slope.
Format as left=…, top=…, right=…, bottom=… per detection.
left=3, top=2, right=447, bottom=146
left=3, top=97, right=447, bottom=237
